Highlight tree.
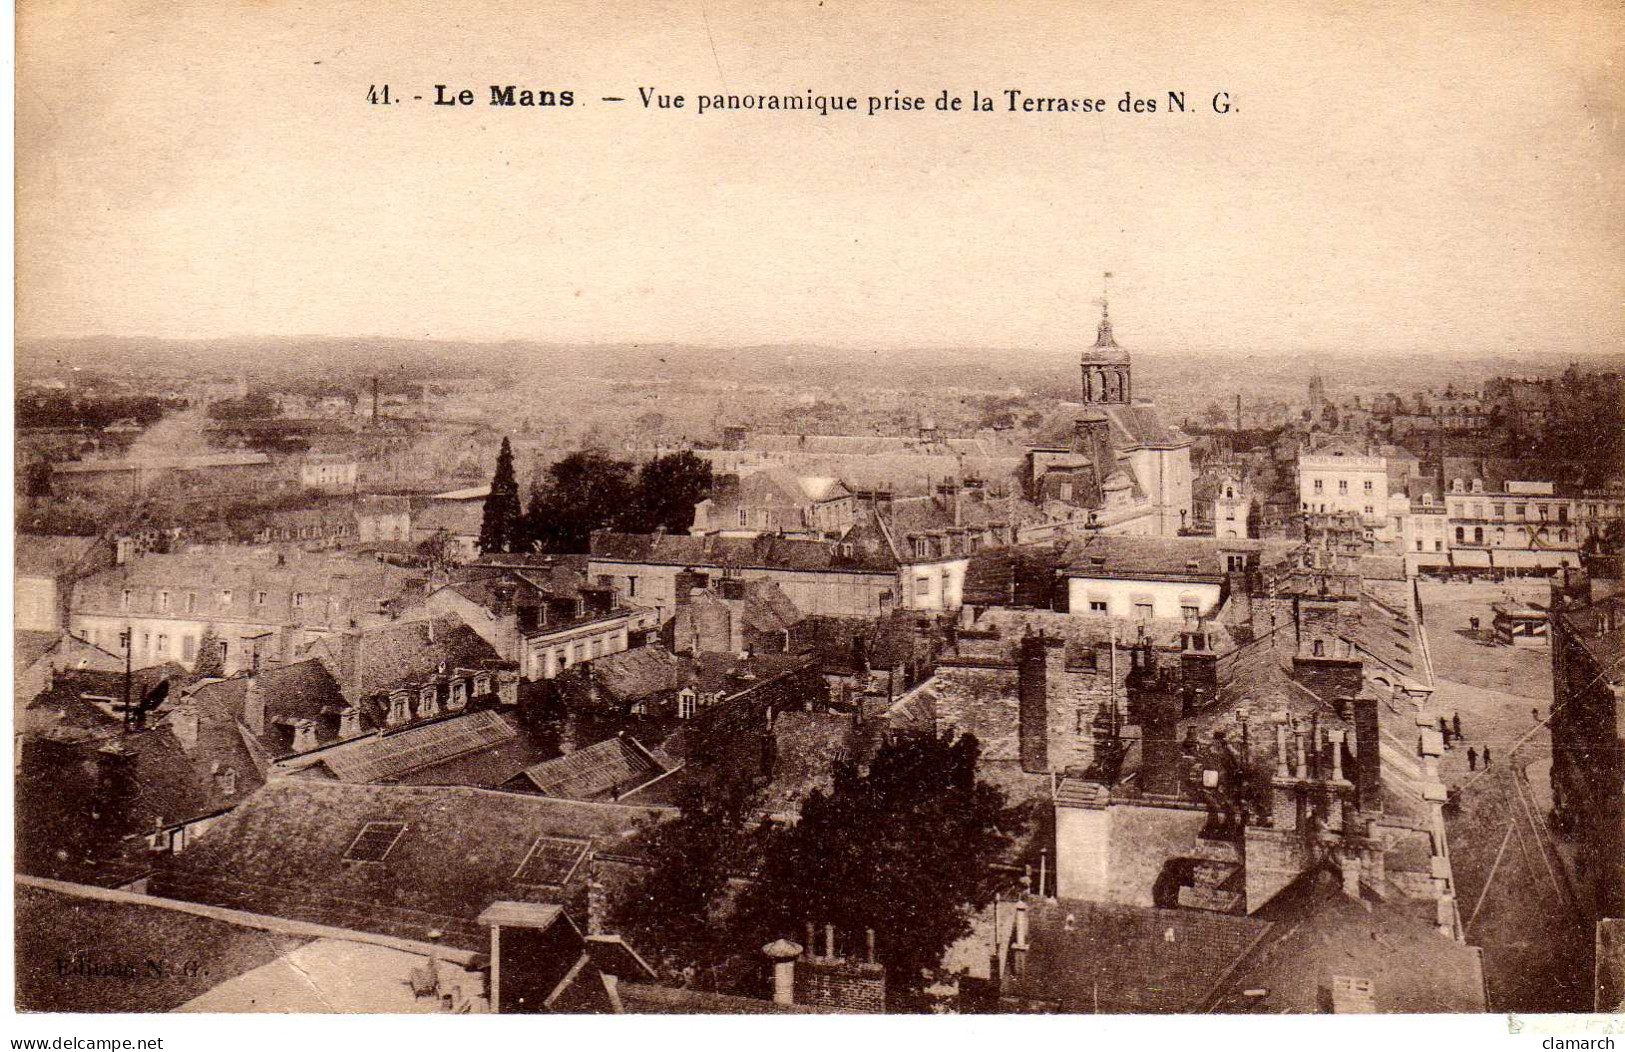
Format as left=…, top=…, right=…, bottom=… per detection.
left=624, top=451, right=714, bottom=534
left=526, top=450, right=635, bottom=554
left=611, top=780, right=763, bottom=982
left=478, top=437, right=523, bottom=554
left=194, top=626, right=226, bottom=678
left=736, top=731, right=1025, bottom=995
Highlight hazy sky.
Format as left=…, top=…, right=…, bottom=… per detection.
left=15, top=0, right=1624, bottom=357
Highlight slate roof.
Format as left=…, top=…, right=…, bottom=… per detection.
left=413, top=502, right=484, bottom=535
left=152, top=780, right=669, bottom=950
left=522, top=734, right=669, bottom=800
left=590, top=531, right=900, bottom=573
left=307, top=615, right=508, bottom=700
left=1215, top=868, right=1486, bottom=1012
left=1063, top=535, right=1255, bottom=579
left=582, top=645, right=695, bottom=705
left=186, top=658, right=350, bottom=759
left=16, top=533, right=101, bottom=577
left=1000, top=898, right=1272, bottom=1013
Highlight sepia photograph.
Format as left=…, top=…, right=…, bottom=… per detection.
left=9, top=0, right=1625, bottom=1037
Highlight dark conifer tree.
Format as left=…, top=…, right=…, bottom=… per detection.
left=478, top=437, right=523, bottom=554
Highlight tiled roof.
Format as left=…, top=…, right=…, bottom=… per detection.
left=523, top=734, right=668, bottom=800
left=152, top=780, right=669, bottom=949
left=187, top=658, right=350, bottom=756
left=317, top=710, right=519, bottom=782
left=1001, top=898, right=1271, bottom=1012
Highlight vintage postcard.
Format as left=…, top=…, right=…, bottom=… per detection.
left=10, top=0, right=1624, bottom=1039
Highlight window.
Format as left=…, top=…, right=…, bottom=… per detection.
left=255, top=591, right=267, bottom=605
left=293, top=592, right=306, bottom=608
left=591, top=637, right=604, bottom=658
left=1338, top=480, right=1348, bottom=495
left=1493, top=504, right=1505, bottom=518
left=344, top=821, right=407, bottom=863
left=556, top=648, right=569, bottom=669
left=678, top=689, right=697, bottom=719
left=182, top=635, right=197, bottom=661
left=1313, top=479, right=1324, bottom=494
left=738, top=508, right=749, bottom=527
left=156, top=634, right=168, bottom=653
left=220, top=589, right=232, bottom=605
left=1312, top=639, right=1325, bottom=657
left=1474, top=527, right=1484, bottom=544
left=1456, top=527, right=1465, bottom=542
left=121, top=589, right=132, bottom=611
left=159, top=590, right=170, bottom=611
left=1363, top=480, right=1373, bottom=493
left=1134, top=602, right=1154, bottom=621
left=513, top=837, right=590, bottom=887
left=916, top=575, right=932, bottom=597
left=1180, top=603, right=1200, bottom=621
left=186, top=592, right=197, bottom=614
left=626, top=576, right=638, bottom=598
left=1364, top=506, right=1374, bottom=516
left=1435, top=540, right=1443, bottom=552
left=1558, top=506, right=1569, bottom=524
left=1513, top=505, right=1525, bottom=519
left=1089, top=600, right=1109, bottom=614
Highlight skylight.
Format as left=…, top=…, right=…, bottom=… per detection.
left=512, top=836, right=590, bottom=887
left=344, top=821, right=407, bottom=863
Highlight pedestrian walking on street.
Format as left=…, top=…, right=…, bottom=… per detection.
left=1532, top=707, right=1539, bottom=723
left=1453, top=712, right=1462, bottom=739
left=1438, top=716, right=1450, bottom=747
left=1467, top=747, right=1477, bottom=771
left=1483, top=745, right=1492, bottom=767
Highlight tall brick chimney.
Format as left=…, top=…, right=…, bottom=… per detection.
left=1141, top=684, right=1184, bottom=796
left=1351, top=696, right=1382, bottom=811
left=1018, top=630, right=1063, bottom=773
left=1180, top=622, right=1219, bottom=714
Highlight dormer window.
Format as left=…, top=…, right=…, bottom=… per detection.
left=418, top=685, right=439, bottom=719
left=1471, top=479, right=1484, bottom=493
left=450, top=679, right=468, bottom=710
left=388, top=691, right=411, bottom=726
left=678, top=688, right=697, bottom=719
left=475, top=672, right=493, bottom=696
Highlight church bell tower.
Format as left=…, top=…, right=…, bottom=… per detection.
left=1081, top=272, right=1131, bottom=406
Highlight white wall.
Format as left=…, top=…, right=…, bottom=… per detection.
left=1066, top=577, right=1223, bottom=620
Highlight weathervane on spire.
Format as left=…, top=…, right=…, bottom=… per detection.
left=1097, top=271, right=1115, bottom=345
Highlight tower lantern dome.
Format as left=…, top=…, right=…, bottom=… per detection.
left=1081, top=275, right=1131, bottom=405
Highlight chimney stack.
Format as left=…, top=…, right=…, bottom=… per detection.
left=170, top=705, right=199, bottom=752
left=762, top=940, right=803, bottom=1006
left=1351, top=697, right=1381, bottom=810
left=338, top=706, right=362, bottom=738
left=291, top=718, right=319, bottom=753
left=243, top=674, right=265, bottom=736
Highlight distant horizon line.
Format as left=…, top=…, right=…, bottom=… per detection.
left=15, top=332, right=1622, bottom=363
